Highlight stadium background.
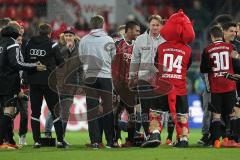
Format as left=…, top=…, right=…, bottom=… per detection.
left=2, top=0, right=239, bottom=131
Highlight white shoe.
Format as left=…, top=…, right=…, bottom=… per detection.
left=19, top=135, right=27, bottom=145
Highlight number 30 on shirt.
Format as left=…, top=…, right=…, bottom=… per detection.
left=210, top=51, right=229, bottom=71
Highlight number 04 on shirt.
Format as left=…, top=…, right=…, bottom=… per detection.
left=156, top=41, right=192, bottom=95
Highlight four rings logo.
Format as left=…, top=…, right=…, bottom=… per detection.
left=30, top=49, right=46, bottom=56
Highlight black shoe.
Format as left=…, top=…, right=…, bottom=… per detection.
left=56, top=141, right=68, bottom=148
left=106, top=144, right=113, bottom=149
left=106, top=141, right=114, bottom=148
left=141, top=131, right=161, bottom=148
left=33, top=142, right=41, bottom=148
left=197, top=134, right=209, bottom=145
left=173, top=140, right=188, bottom=148
left=204, top=137, right=214, bottom=147
left=91, top=143, right=99, bottom=149
left=63, top=140, right=70, bottom=146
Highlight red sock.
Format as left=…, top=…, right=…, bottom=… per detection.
left=149, top=111, right=163, bottom=133
left=176, top=116, right=189, bottom=139
left=176, top=117, right=182, bottom=139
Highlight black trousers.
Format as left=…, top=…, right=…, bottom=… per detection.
left=45, top=95, right=74, bottom=137
left=85, top=77, right=114, bottom=145
left=138, top=82, right=153, bottom=136
left=113, top=87, right=136, bottom=143
left=0, top=94, right=18, bottom=145
left=18, top=98, right=28, bottom=136
left=29, top=84, right=63, bottom=143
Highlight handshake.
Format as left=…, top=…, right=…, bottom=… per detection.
left=36, top=61, right=47, bottom=71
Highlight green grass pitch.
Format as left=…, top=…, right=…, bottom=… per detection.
left=1, top=129, right=240, bottom=160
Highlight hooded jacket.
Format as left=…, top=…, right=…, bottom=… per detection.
left=24, top=35, right=64, bottom=85
left=79, top=29, right=116, bottom=78
left=129, top=31, right=165, bottom=81
left=0, top=26, right=37, bottom=95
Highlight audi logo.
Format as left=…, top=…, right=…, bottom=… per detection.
left=30, top=49, right=46, bottom=56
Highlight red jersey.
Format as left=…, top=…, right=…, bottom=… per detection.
left=157, top=41, right=192, bottom=95
left=112, top=39, right=133, bottom=84
left=200, top=41, right=236, bottom=93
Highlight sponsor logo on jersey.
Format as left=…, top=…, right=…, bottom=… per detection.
left=30, top=49, right=46, bottom=56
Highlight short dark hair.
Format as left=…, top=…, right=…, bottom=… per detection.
left=90, top=15, right=104, bottom=29
left=39, top=23, right=52, bottom=36
left=125, top=21, right=140, bottom=32
left=222, top=22, right=237, bottom=31
left=214, top=14, right=233, bottom=26
left=0, top=18, right=11, bottom=30
left=209, top=25, right=223, bottom=38
left=148, top=15, right=163, bottom=24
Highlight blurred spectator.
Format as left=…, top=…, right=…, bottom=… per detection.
left=0, top=18, right=11, bottom=31
left=22, top=5, right=35, bottom=20
left=236, top=22, right=240, bottom=41
left=158, top=2, right=175, bottom=18
left=64, top=0, right=81, bottom=14
left=128, top=0, right=142, bottom=6
left=23, top=16, right=46, bottom=39
left=51, top=15, right=67, bottom=41
left=74, top=14, right=89, bottom=31
left=186, top=0, right=210, bottom=39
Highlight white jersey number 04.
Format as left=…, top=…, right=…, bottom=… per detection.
left=163, top=53, right=183, bottom=74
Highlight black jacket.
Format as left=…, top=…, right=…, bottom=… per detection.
left=0, top=26, right=37, bottom=95
left=58, top=40, right=83, bottom=85
left=232, top=39, right=240, bottom=74
left=24, top=35, right=64, bottom=85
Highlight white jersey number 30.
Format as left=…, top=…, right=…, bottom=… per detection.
left=210, top=51, right=229, bottom=71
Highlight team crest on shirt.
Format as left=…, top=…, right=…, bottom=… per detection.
left=123, top=53, right=132, bottom=62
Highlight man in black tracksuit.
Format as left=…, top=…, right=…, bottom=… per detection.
left=24, top=24, right=66, bottom=148
left=45, top=28, right=84, bottom=140
left=0, top=25, right=45, bottom=149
